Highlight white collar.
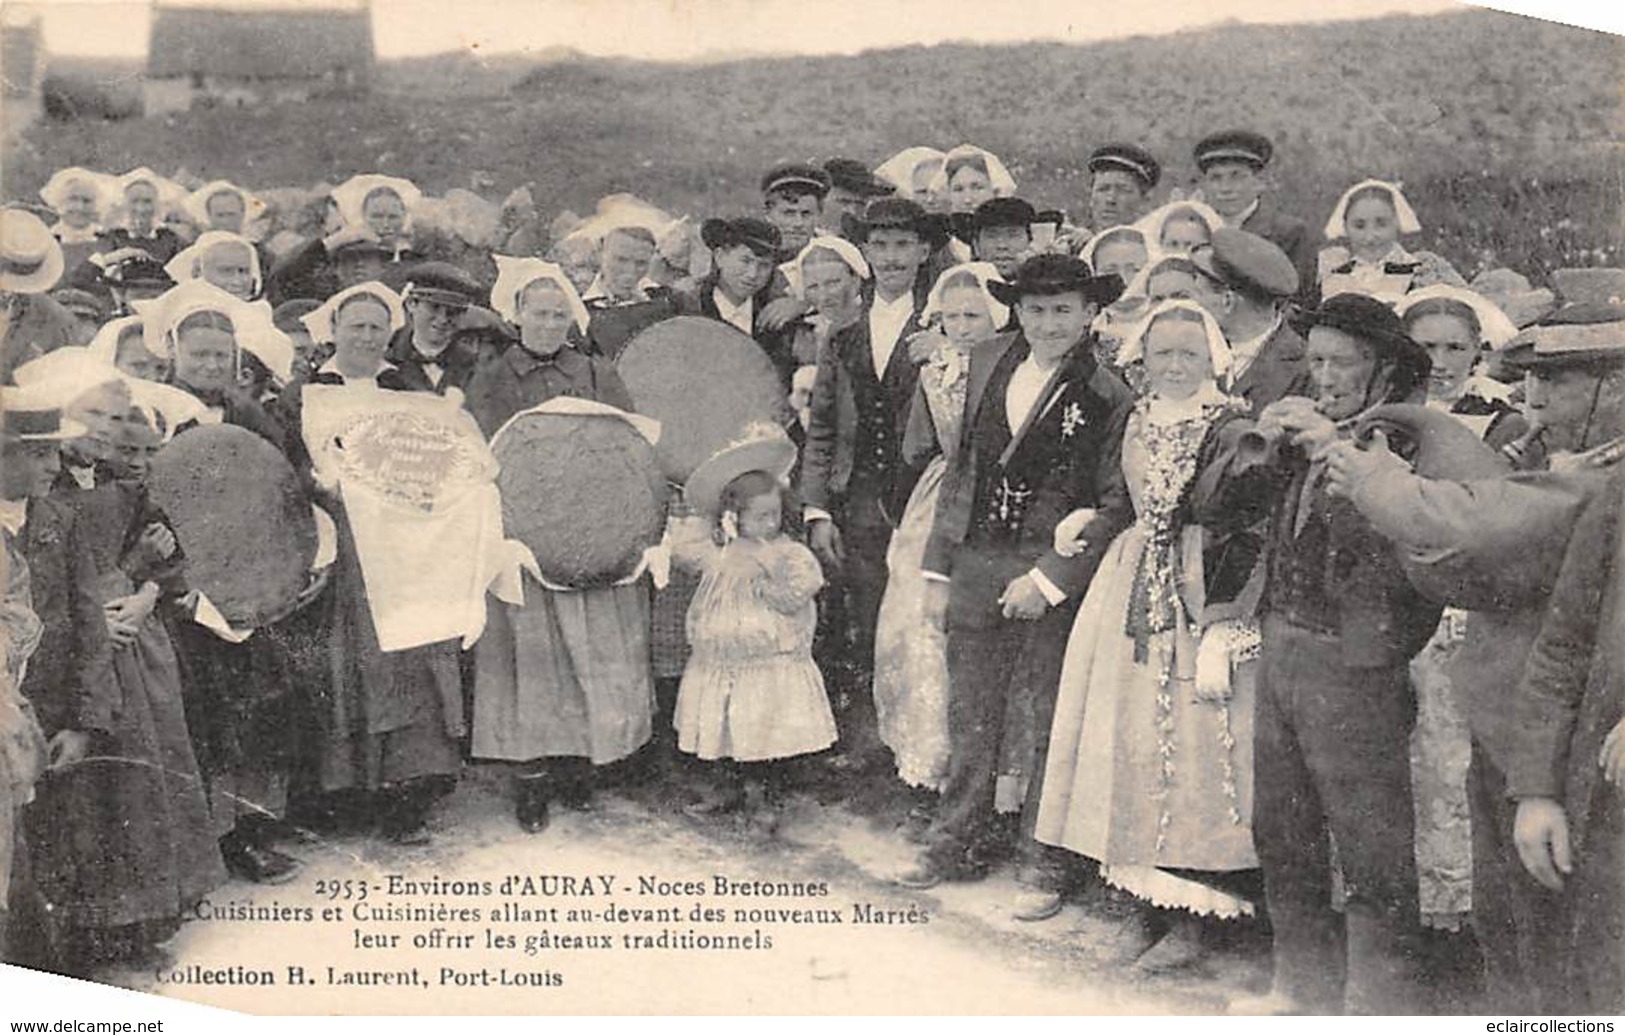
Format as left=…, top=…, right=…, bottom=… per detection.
left=1349, top=243, right=1417, bottom=269
left=1224, top=198, right=1260, bottom=229
left=584, top=274, right=661, bottom=305
left=714, top=288, right=753, bottom=319
left=54, top=224, right=102, bottom=244
left=1229, top=313, right=1282, bottom=362
left=319, top=357, right=397, bottom=380
left=872, top=289, right=914, bottom=312
left=0, top=498, right=27, bottom=536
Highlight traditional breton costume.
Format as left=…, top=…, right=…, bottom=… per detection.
left=675, top=217, right=800, bottom=390
left=468, top=260, right=654, bottom=827
left=15, top=368, right=224, bottom=961
left=1037, top=302, right=1261, bottom=919
left=137, top=282, right=312, bottom=885
left=1389, top=286, right=1526, bottom=929
left=796, top=235, right=920, bottom=768
left=96, top=167, right=187, bottom=266
left=1318, top=180, right=1466, bottom=303
left=38, top=167, right=113, bottom=276
left=1079, top=225, right=1150, bottom=371
left=1135, top=199, right=1224, bottom=258
left=267, top=175, right=426, bottom=303
left=873, top=263, right=1005, bottom=791
left=1203, top=294, right=1441, bottom=1014
left=907, top=256, right=1133, bottom=887
left=1339, top=294, right=1625, bottom=1011
left=292, top=283, right=464, bottom=842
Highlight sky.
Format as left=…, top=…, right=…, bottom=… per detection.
left=12, top=0, right=1620, bottom=61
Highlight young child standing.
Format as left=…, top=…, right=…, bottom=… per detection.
left=674, top=425, right=836, bottom=835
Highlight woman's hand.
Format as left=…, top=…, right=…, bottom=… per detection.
left=1052, top=508, right=1098, bottom=558
left=104, top=582, right=159, bottom=648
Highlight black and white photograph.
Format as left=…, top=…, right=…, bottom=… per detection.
left=0, top=0, right=1622, bottom=1018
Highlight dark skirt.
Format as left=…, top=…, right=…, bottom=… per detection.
left=320, top=508, right=463, bottom=791
left=27, top=606, right=225, bottom=931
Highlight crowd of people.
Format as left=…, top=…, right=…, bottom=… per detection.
left=0, top=132, right=1621, bottom=1016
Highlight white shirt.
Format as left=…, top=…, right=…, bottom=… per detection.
left=713, top=289, right=754, bottom=336
left=867, top=290, right=916, bottom=380
left=1004, top=354, right=1062, bottom=435
left=1225, top=314, right=1281, bottom=388
left=0, top=498, right=26, bottom=537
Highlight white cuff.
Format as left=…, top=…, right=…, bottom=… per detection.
left=922, top=571, right=951, bottom=584
left=1028, top=568, right=1066, bottom=606
left=804, top=507, right=833, bottom=524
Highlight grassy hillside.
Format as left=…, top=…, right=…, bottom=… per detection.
left=6, top=8, right=1622, bottom=279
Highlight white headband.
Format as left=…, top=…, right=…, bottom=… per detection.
left=1396, top=284, right=1519, bottom=350
left=164, top=230, right=263, bottom=298
left=928, top=144, right=1017, bottom=197
left=874, top=147, right=947, bottom=193
left=1324, top=179, right=1421, bottom=240
left=1079, top=224, right=1149, bottom=270
left=919, top=261, right=1009, bottom=330
left=331, top=174, right=423, bottom=235
left=300, top=281, right=408, bottom=345
left=490, top=255, right=591, bottom=333
left=1135, top=200, right=1223, bottom=254
left=183, top=180, right=267, bottom=227
left=132, top=279, right=294, bottom=383
left=1117, top=298, right=1233, bottom=379
left=39, top=167, right=113, bottom=217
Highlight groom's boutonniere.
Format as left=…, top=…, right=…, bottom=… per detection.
left=1060, top=401, right=1086, bottom=440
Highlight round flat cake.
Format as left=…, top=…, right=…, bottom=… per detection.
left=492, top=411, right=668, bottom=589
left=149, top=424, right=317, bottom=629
left=616, top=316, right=790, bottom=482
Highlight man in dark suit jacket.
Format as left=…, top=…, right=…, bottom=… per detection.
left=799, top=226, right=927, bottom=771
left=676, top=217, right=803, bottom=390
left=896, top=256, right=1132, bottom=912
left=385, top=262, right=491, bottom=396
left=1188, top=227, right=1312, bottom=411
left=1194, top=130, right=1317, bottom=306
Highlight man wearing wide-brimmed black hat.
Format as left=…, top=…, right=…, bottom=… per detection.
left=896, top=255, right=1132, bottom=917
left=1305, top=289, right=1625, bottom=1013
left=675, top=216, right=802, bottom=389
left=1207, top=293, right=1441, bottom=1014
left=799, top=197, right=936, bottom=774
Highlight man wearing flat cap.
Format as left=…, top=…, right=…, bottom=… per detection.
left=898, top=255, right=1132, bottom=919
left=1188, top=227, right=1311, bottom=411
left=1194, top=129, right=1316, bottom=304
left=1304, top=290, right=1625, bottom=1013
left=762, top=162, right=833, bottom=260
left=1086, top=142, right=1160, bottom=231
left=824, top=158, right=895, bottom=230
left=388, top=261, right=491, bottom=396
left=1201, top=293, right=1440, bottom=1014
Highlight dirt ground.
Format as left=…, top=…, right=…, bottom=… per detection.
left=69, top=759, right=1290, bottom=1016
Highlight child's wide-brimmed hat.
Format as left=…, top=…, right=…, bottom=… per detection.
left=684, top=422, right=798, bottom=519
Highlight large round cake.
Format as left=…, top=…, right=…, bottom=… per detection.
left=492, top=410, right=668, bottom=589
left=149, top=424, right=318, bottom=628
left=616, top=316, right=790, bottom=482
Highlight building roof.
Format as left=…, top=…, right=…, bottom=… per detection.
left=147, top=4, right=374, bottom=80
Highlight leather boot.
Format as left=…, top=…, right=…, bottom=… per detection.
left=514, top=773, right=551, bottom=834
